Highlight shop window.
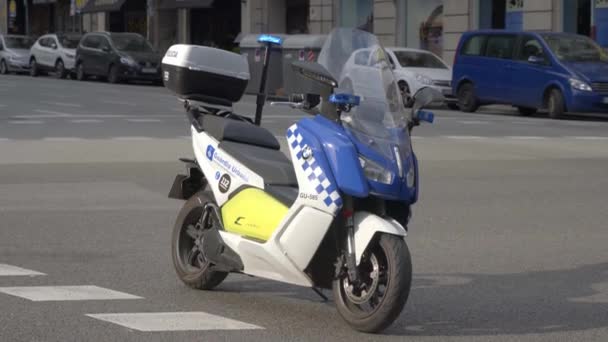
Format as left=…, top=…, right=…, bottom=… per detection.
left=479, top=0, right=506, bottom=29
left=406, top=0, right=443, bottom=57
left=340, top=0, right=373, bottom=31
left=287, top=0, right=309, bottom=34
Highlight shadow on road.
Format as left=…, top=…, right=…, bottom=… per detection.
left=387, top=262, right=608, bottom=337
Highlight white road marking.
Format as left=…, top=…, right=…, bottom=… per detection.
left=111, top=136, right=153, bottom=141
left=100, top=100, right=136, bottom=106
left=125, top=118, right=163, bottom=123
left=568, top=136, right=608, bottom=140
left=179, top=135, right=191, bottom=140
left=86, top=312, right=263, bottom=332
left=8, top=120, right=44, bottom=124
left=457, top=120, right=488, bottom=125
left=0, top=104, right=6, bottom=107
left=69, top=119, right=103, bottom=124
left=42, top=137, right=84, bottom=142
left=442, top=135, right=486, bottom=140
left=33, top=109, right=74, bottom=117
left=0, top=264, right=45, bottom=276
left=505, top=136, right=546, bottom=140
left=40, top=101, right=82, bottom=108
left=0, top=285, right=142, bottom=301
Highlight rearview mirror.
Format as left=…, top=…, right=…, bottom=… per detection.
left=101, top=46, right=111, bottom=53
left=291, top=61, right=338, bottom=88
left=412, top=87, right=444, bottom=114
left=51, top=43, right=57, bottom=49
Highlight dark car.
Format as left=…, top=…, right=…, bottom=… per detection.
left=453, top=30, right=608, bottom=119
left=75, top=32, right=161, bottom=84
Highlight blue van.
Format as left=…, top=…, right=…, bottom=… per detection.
left=452, top=30, right=608, bottom=119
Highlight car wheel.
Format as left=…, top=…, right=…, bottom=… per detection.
left=107, top=64, right=120, bottom=84
left=76, top=63, right=86, bottom=81
left=517, top=106, right=537, bottom=116
left=547, top=89, right=565, bottom=120
left=447, top=103, right=460, bottom=111
left=398, top=81, right=413, bottom=108
left=457, top=83, right=479, bottom=113
left=0, top=59, right=8, bottom=75
left=55, top=60, right=67, bottom=79
left=29, top=58, right=39, bottom=77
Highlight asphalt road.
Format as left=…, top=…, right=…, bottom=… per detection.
left=1, top=74, right=608, bottom=342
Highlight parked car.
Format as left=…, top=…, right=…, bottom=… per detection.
left=0, top=34, right=34, bottom=74
left=30, top=34, right=81, bottom=79
left=75, top=32, right=162, bottom=84
left=453, top=30, right=608, bottom=119
left=385, top=47, right=458, bottom=109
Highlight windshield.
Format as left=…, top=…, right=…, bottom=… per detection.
left=394, top=50, right=447, bottom=69
left=542, top=34, right=608, bottom=63
left=317, top=28, right=410, bottom=161
left=59, top=36, right=81, bottom=49
left=111, top=34, right=154, bottom=53
left=4, top=37, right=34, bottom=49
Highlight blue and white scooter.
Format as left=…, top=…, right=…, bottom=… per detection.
left=165, top=28, right=440, bottom=333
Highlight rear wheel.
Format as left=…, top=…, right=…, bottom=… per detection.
left=171, top=191, right=228, bottom=290
left=76, top=63, right=87, bottom=81
left=0, top=59, right=7, bottom=75
left=29, top=58, right=39, bottom=77
left=333, top=234, right=412, bottom=333
left=457, top=82, right=479, bottom=113
left=398, top=81, right=413, bottom=108
left=517, top=106, right=537, bottom=116
left=547, top=89, right=565, bottom=119
left=55, top=60, right=67, bottom=79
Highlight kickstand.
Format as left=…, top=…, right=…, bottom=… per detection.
left=312, top=287, right=329, bottom=302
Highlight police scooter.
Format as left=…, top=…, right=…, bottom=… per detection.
left=163, top=28, right=440, bottom=333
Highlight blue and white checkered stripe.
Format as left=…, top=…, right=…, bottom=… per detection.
left=287, top=124, right=343, bottom=212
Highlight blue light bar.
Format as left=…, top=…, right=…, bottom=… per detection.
left=329, top=93, right=361, bottom=106
left=257, top=34, right=283, bottom=45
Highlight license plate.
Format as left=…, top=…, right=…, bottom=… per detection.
left=142, top=68, right=157, bottom=74
left=603, top=97, right=608, bottom=104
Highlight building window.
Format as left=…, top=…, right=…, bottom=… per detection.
left=406, top=0, right=443, bottom=57
left=340, top=0, right=373, bottom=31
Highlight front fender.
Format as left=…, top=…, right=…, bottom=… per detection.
left=354, top=211, right=407, bottom=265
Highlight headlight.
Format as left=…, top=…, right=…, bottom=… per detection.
left=415, top=73, right=433, bottom=85
left=406, top=167, right=415, bottom=188
left=120, top=56, right=136, bottom=66
left=8, top=55, right=18, bottom=61
left=569, top=78, right=593, bottom=92
left=66, top=53, right=75, bottom=59
left=359, top=156, right=394, bottom=184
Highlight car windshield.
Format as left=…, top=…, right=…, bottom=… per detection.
left=317, top=28, right=410, bottom=162
left=542, top=34, right=608, bottom=63
left=59, top=36, right=81, bottom=49
left=111, top=34, right=154, bottom=52
left=394, top=50, right=447, bottom=69
left=4, top=37, right=34, bottom=49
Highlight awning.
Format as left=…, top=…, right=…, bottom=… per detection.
left=80, top=0, right=127, bottom=13
left=157, top=0, right=214, bottom=9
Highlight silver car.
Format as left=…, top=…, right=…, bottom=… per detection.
left=0, top=35, right=34, bottom=74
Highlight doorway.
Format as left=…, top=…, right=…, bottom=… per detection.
left=479, top=0, right=506, bottom=29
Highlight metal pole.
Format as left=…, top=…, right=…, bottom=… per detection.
left=254, top=43, right=271, bottom=126
left=24, top=0, right=29, bottom=35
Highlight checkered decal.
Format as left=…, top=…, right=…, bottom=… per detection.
left=287, top=124, right=343, bottom=212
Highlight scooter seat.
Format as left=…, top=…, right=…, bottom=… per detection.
left=220, top=141, right=298, bottom=187
left=201, top=114, right=280, bottom=150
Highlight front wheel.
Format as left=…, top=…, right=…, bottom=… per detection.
left=29, top=59, right=39, bottom=77
left=108, top=65, right=120, bottom=84
left=76, top=63, right=87, bottom=81
left=333, top=234, right=412, bottom=333
left=0, top=59, right=8, bottom=75
left=55, top=60, right=67, bottom=79
left=171, top=191, right=228, bottom=290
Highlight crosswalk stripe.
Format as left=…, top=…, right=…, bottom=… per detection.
left=8, top=120, right=44, bottom=124
left=86, top=312, right=263, bottom=332
left=0, top=264, right=45, bottom=276
left=0, top=285, right=142, bottom=301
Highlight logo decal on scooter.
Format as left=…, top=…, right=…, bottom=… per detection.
left=301, top=145, right=313, bottom=160
left=215, top=171, right=221, bottom=180
left=234, top=216, right=245, bottom=225
left=218, top=173, right=231, bottom=193
left=206, top=145, right=215, bottom=161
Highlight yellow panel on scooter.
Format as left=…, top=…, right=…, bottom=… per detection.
left=221, top=188, right=288, bottom=242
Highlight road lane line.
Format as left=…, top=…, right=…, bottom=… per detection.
left=442, top=135, right=486, bottom=140
left=506, top=136, right=547, bottom=140
left=42, top=137, right=84, bottom=142
left=100, top=100, right=136, bottom=106
left=568, top=136, right=608, bottom=140
left=8, top=120, right=44, bottom=124
left=457, top=120, right=489, bottom=125
left=125, top=118, right=163, bottom=123
left=0, top=285, right=142, bottom=301
left=86, top=312, right=263, bottom=332
left=40, top=101, right=82, bottom=108
left=0, top=264, right=46, bottom=276
left=69, top=119, right=103, bottom=124
left=111, top=136, right=154, bottom=141
left=34, top=109, right=74, bottom=117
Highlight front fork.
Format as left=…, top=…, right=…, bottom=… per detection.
left=343, top=196, right=360, bottom=284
